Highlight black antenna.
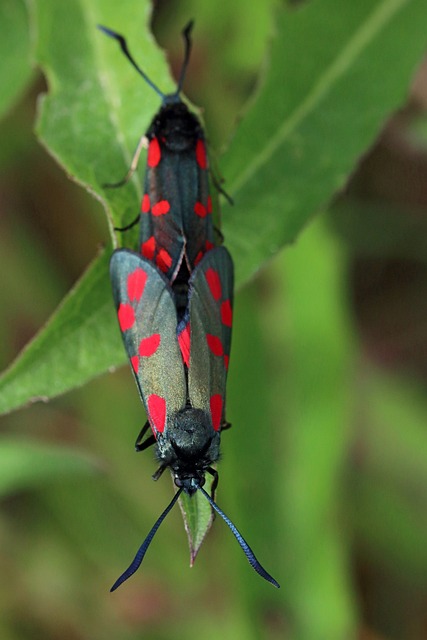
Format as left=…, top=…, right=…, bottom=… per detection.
left=110, top=487, right=183, bottom=592
left=198, top=486, right=280, bottom=588
left=175, top=20, right=194, bottom=96
left=98, top=25, right=165, bottom=99
left=98, top=21, right=194, bottom=100
left=110, top=481, right=279, bottom=590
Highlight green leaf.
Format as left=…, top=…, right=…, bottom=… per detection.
left=221, top=0, right=427, bottom=285
left=0, top=437, right=100, bottom=497
left=0, top=249, right=125, bottom=415
left=272, top=217, right=357, bottom=637
left=0, top=0, right=34, bottom=121
left=35, top=0, right=173, bottom=235
left=178, top=474, right=215, bottom=564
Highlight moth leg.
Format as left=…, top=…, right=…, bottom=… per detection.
left=103, top=133, right=148, bottom=188
left=152, top=465, right=167, bottom=481
left=214, top=226, right=224, bottom=245
left=135, top=420, right=156, bottom=452
left=210, top=172, right=234, bottom=206
left=114, top=213, right=140, bottom=232
left=207, top=466, right=219, bottom=498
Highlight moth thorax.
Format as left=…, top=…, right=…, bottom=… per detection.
left=171, top=407, right=214, bottom=457
left=150, top=103, right=201, bottom=152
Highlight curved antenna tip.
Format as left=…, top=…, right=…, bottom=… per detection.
left=97, top=23, right=164, bottom=100
left=97, top=24, right=115, bottom=36
left=183, top=20, right=194, bottom=36
left=110, top=487, right=183, bottom=591
left=198, top=486, right=280, bottom=588
left=175, top=19, right=195, bottom=96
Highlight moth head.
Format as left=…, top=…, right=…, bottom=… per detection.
left=150, top=103, right=201, bottom=152
left=164, top=407, right=220, bottom=493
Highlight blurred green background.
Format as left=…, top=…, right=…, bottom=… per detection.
left=1, top=0, right=427, bottom=638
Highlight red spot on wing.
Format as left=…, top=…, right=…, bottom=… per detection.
left=139, top=333, right=161, bottom=357
left=148, top=138, right=161, bottom=167
left=156, top=249, right=172, bottom=273
left=205, top=268, right=221, bottom=301
left=152, top=200, right=170, bottom=216
left=210, top=395, right=223, bottom=432
left=221, top=299, right=233, bottom=327
left=207, top=196, right=212, bottom=214
left=194, top=201, right=207, bottom=217
left=178, top=322, right=191, bottom=366
left=141, top=194, right=150, bottom=213
left=141, top=236, right=155, bottom=260
left=196, top=139, right=207, bottom=169
left=194, top=250, right=204, bottom=266
left=131, top=355, right=139, bottom=374
left=205, top=240, right=214, bottom=252
left=117, top=303, right=135, bottom=331
left=127, top=268, right=147, bottom=302
left=147, top=394, right=166, bottom=433
left=207, top=334, right=224, bottom=357
left=224, top=355, right=229, bottom=371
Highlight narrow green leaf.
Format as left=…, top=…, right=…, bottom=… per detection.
left=222, top=0, right=427, bottom=285
left=0, top=437, right=100, bottom=497
left=178, top=474, right=215, bottom=564
left=273, top=217, right=357, bottom=637
left=0, top=250, right=125, bottom=415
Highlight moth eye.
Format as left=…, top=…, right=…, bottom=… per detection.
left=174, top=477, right=183, bottom=487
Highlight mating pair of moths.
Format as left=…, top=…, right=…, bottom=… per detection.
left=101, top=22, right=279, bottom=590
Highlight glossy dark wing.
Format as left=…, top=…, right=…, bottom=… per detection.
left=110, top=249, right=187, bottom=437
left=180, top=135, right=215, bottom=268
left=139, top=139, right=185, bottom=282
left=186, top=247, right=234, bottom=431
left=139, top=130, right=215, bottom=282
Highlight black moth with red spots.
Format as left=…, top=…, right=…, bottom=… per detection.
left=111, top=246, right=232, bottom=488
left=140, top=102, right=214, bottom=282
left=110, top=247, right=279, bottom=590
left=99, top=21, right=215, bottom=284
left=103, top=21, right=280, bottom=590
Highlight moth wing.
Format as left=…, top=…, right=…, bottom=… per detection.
left=140, top=133, right=214, bottom=279
left=140, top=158, right=185, bottom=282
left=110, top=249, right=187, bottom=436
left=179, top=136, right=215, bottom=268
left=186, top=247, right=234, bottom=431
